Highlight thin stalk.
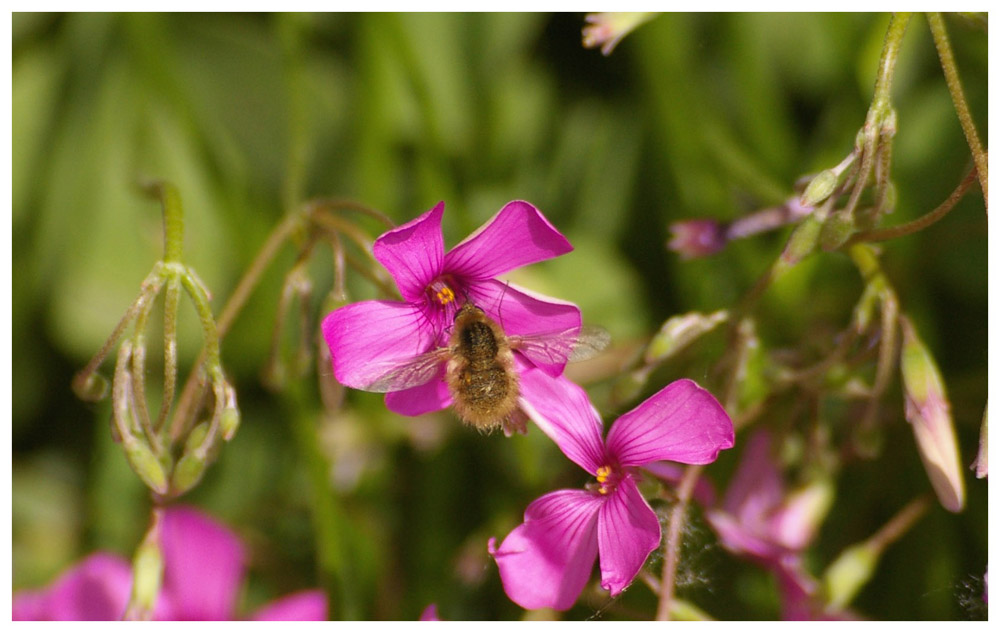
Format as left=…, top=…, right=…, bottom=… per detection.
left=141, top=180, right=185, bottom=264
left=844, top=13, right=911, bottom=220
left=156, top=277, right=181, bottom=435
left=129, top=291, right=161, bottom=455
left=306, top=197, right=395, bottom=230
left=72, top=270, right=164, bottom=400
left=927, top=13, right=987, bottom=208
left=847, top=166, right=978, bottom=244
left=655, top=464, right=703, bottom=620
left=169, top=212, right=304, bottom=441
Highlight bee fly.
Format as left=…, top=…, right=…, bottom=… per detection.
left=364, top=302, right=610, bottom=432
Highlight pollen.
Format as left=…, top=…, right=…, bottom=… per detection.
left=596, top=465, right=613, bottom=495
left=437, top=286, right=456, bottom=305
left=427, top=278, right=457, bottom=306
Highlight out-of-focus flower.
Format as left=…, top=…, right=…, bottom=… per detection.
left=13, top=506, right=326, bottom=621
left=706, top=431, right=832, bottom=564
left=489, top=376, right=733, bottom=610
left=668, top=197, right=816, bottom=261
left=321, top=201, right=580, bottom=423
left=899, top=316, right=965, bottom=512
left=419, top=604, right=440, bottom=620
left=667, top=219, right=728, bottom=260
left=582, top=12, right=656, bottom=55
left=705, top=430, right=843, bottom=620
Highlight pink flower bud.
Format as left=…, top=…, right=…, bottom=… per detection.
left=899, top=317, right=965, bottom=512
left=667, top=219, right=728, bottom=259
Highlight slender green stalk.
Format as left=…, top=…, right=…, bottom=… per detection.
left=157, top=277, right=181, bottom=435
left=169, top=212, right=304, bottom=441
left=141, top=180, right=185, bottom=264
left=843, top=13, right=911, bottom=221
left=927, top=13, right=988, bottom=208
left=72, top=271, right=165, bottom=401
left=848, top=166, right=978, bottom=244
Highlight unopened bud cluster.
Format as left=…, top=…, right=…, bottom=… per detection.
left=72, top=182, right=240, bottom=500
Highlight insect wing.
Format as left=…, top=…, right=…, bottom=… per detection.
left=511, top=326, right=610, bottom=366
left=361, top=348, right=450, bottom=392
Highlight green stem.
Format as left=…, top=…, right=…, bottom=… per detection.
left=142, top=180, right=185, bottom=264
left=847, top=166, right=978, bottom=244
left=72, top=269, right=164, bottom=401
left=169, top=211, right=306, bottom=442
left=873, top=14, right=911, bottom=113
left=844, top=13, right=911, bottom=221
left=179, top=267, right=222, bottom=372
left=157, top=277, right=181, bottom=436
left=927, top=12, right=988, bottom=208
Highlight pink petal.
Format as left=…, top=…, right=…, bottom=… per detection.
left=444, top=200, right=573, bottom=280
left=704, top=509, right=787, bottom=562
left=322, top=300, right=441, bottom=390
left=720, top=430, right=783, bottom=521
left=251, top=590, right=328, bottom=621
left=596, top=476, right=661, bottom=595
left=607, top=379, right=734, bottom=467
left=373, top=202, right=445, bottom=303
left=489, top=489, right=603, bottom=611
left=14, top=553, right=132, bottom=620
left=419, top=604, right=440, bottom=620
left=518, top=369, right=606, bottom=474
left=160, top=506, right=244, bottom=620
left=384, top=378, right=452, bottom=416
left=12, top=589, right=48, bottom=620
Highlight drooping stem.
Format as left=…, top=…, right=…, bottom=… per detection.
left=927, top=12, right=988, bottom=208
left=847, top=166, right=978, bottom=244
left=169, top=212, right=304, bottom=441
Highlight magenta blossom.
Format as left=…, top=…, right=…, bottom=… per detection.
left=488, top=375, right=734, bottom=610
left=705, top=430, right=831, bottom=566
left=13, top=506, right=326, bottom=621
left=322, top=201, right=581, bottom=420
left=704, top=430, right=843, bottom=620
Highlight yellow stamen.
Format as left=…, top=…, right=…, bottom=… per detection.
left=596, top=466, right=611, bottom=482
left=436, top=286, right=455, bottom=305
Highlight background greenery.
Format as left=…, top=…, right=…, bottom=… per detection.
left=12, top=13, right=987, bottom=620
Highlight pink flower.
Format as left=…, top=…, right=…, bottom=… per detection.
left=705, top=431, right=830, bottom=564
left=488, top=376, right=734, bottom=610
left=13, top=506, right=326, bottom=621
left=704, top=430, right=841, bottom=620
left=321, top=201, right=580, bottom=421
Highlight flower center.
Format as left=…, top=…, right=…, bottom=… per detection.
left=426, top=276, right=457, bottom=307
left=593, top=465, right=620, bottom=495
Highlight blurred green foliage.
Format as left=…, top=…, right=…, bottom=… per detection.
left=12, top=13, right=986, bottom=620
